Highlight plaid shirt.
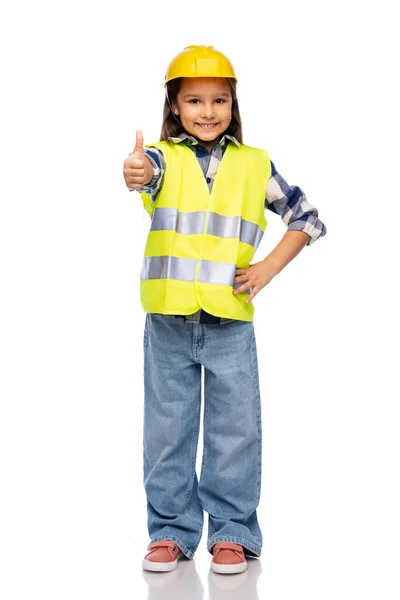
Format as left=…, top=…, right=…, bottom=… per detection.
left=131, top=132, right=327, bottom=323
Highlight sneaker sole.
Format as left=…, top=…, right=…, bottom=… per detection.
left=142, top=551, right=184, bottom=572
left=211, top=559, right=248, bottom=574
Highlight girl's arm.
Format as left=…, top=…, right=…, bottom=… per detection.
left=263, top=230, right=311, bottom=277
left=265, top=161, right=327, bottom=245
left=128, top=147, right=166, bottom=203
left=233, top=161, right=326, bottom=302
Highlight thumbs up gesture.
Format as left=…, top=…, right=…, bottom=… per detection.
left=123, top=130, right=154, bottom=190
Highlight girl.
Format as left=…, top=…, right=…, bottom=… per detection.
left=123, top=45, right=326, bottom=574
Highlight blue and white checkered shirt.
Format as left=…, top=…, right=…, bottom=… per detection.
left=131, top=132, right=327, bottom=323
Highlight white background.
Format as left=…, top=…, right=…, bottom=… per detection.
left=1, top=0, right=399, bottom=598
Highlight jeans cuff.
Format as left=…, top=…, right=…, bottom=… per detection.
left=207, top=535, right=262, bottom=558
left=149, top=535, right=196, bottom=560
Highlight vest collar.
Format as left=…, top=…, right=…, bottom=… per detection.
left=168, top=131, right=240, bottom=149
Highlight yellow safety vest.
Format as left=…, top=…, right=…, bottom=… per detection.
left=140, top=140, right=271, bottom=322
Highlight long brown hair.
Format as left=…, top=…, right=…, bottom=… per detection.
left=160, top=77, right=243, bottom=143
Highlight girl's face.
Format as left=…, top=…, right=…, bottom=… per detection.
left=171, top=77, right=233, bottom=151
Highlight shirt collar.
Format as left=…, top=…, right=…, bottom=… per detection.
left=168, top=131, right=240, bottom=149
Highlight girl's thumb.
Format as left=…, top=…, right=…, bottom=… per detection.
left=133, top=130, right=144, bottom=156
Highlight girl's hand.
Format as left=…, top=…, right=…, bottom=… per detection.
left=233, top=258, right=279, bottom=304
left=123, top=130, right=154, bottom=189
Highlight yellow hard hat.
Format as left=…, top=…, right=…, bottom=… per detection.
left=164, top=45, right=237, bottom=87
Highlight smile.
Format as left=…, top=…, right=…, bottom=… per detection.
left=196, top=123, right=218, bottom=129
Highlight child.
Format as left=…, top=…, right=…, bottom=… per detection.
left=123, top=45, right=326, bottom=574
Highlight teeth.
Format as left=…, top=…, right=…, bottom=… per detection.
left=198, top=123, right=217, bottom=128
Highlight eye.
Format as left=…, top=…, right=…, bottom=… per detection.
left=215, top=98, right=226, bottom=103
left=189, top=99, right=200, bottom=104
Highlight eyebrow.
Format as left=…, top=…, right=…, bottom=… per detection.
left=182, top=93, right=231, bottom=99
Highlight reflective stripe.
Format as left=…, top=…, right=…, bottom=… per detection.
left=141, top=256, right=238, bottom=287
left=150, top=208, right=264, bottom=249
left=197, top=259, right=236, bottom=286
left=240, top=219, right=264, bottom=250
left=141, top=256, right=197, bottom=281
left=151, top=208, right=205, bottom=235
left=207, top=212, right=241, bottom=238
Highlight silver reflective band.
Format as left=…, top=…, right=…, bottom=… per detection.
left=150, top=208, right=264, bottom=250
left=141, top=256, right=197, bottom=281
left=151, top=208, right=205, bottom=235
left=240, top=219, right=264, bottom=250
left=141, top=256, right=238, bottom=287
left=207, top=212, right=241, bottom=238
left=197, top=259, right=236, bottom=286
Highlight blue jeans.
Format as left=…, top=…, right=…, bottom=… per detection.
left=143, top=313, right=263, bottom=559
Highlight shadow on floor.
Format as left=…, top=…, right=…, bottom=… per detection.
left=142, top=555, right=262, bottom=600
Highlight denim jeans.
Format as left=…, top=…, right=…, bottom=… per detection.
left=143, top=313, right=263, bottom=559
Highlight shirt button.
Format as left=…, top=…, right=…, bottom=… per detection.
left=206, top=177, right=211, bottom=183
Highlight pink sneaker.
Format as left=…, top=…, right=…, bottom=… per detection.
left=142, top=540, right=184, bottom=572
left=211, top=542, right=248, bottom=574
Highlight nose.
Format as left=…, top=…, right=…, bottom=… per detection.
left=200, top=103, right=216, bottom=119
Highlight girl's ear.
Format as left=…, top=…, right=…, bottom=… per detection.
left=171, top=101, right=179, bottom=115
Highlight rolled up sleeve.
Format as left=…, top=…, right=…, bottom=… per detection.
left=129, top=147, right=166, bottom=202
left=265, top=161, right=327, bottom=245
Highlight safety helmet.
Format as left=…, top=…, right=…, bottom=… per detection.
left=164, top=45, right=237, bottom=87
